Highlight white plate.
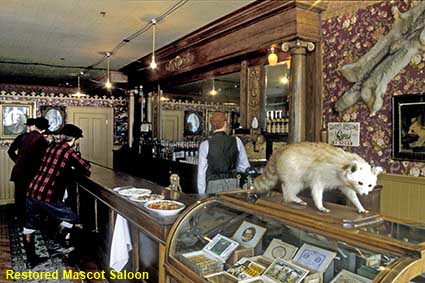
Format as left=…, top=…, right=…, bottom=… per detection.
left=130, top=194, right=165, bottom=203
left=144, top=200, right=185, bottom=217
left=113, top=185, right=134, bottom=192
left=118, top=188, right=152, bottom=196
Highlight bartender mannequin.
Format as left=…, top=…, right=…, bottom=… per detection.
left=197, top=112, right=250, bottom=194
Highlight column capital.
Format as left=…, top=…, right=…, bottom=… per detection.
left=281, top=39, right=315, bottom=53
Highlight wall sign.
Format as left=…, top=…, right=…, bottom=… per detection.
left=328, top=122, right=360, bottom=147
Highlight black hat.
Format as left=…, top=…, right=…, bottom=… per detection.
left=34, top=117, right=50, bottom=130
left=60, top=124, right=83, bottom=138
left=25, top=118, right=36, bottom=126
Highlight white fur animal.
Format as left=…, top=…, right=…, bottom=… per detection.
left=254, top=142, right=383, bottom=213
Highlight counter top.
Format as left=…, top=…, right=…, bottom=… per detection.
left=77, top=163, right=202, bottom=244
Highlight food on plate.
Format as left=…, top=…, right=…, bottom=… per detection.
left=132, top=194, right=164, bottom=202
left=146, top=200, right=184, bottom=210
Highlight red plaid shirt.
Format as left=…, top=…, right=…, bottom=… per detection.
left=27, top=142, right=91, bottom=203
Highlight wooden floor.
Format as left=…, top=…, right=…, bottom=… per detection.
left=0, top=205, right=105, bottom=283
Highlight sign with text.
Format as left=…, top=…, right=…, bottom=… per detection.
left=328, top=122, right=360, bottom=147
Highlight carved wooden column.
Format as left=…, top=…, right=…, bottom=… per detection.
left=282, top=40, right=315, bottom=143
left=128, top=90, right=135, bottom=147
left=247, top=65, right=264, bottom=129
left=240, top=61, right=248, bottom=128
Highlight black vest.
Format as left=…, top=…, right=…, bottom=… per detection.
left=206, top=132, right=239, bottom=181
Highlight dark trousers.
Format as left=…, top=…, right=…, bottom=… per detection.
left=25, top=197, right=77, bottom=231
left=14, top=180, right=29, bottom=222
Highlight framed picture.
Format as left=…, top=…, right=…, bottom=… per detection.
left=263, top=258, right=309, bottom=283
left=263, top=239, right=298, bottom=261
left=0, top=101, right=35, bottom=139
left=392, top=94, right=425, bottom=161
left=184, top=111, right=203, bottom=136
left=204, top=234, right=239, bottom=261
left=304, top=272, right=323, bottom=283
left=292, top=243, right=336, bottom=273
left=232, top=221, right=267, bottom=248
left=226, top=257, right=267, bottom=280
left=330, top=269, right=372, bottom=283
left=328, top=122, right=360, bottom=147
left=40, top=105, right=66, bottom=133
left=204, top=271, right=238, bottom=283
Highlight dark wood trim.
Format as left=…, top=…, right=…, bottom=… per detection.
left=240, top=61, right=248, bottom=128
left=122, top=0, right=326, bottom=87
left=305, top=41, right=323, bottom=141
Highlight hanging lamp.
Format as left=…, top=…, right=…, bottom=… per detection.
left=209, top=78, right=218, bottom=96
left=105, top=52, right=112, bottom=89
left=72, top=75, right=87, bottom=97
left=150, top=19, right=158, bottom=69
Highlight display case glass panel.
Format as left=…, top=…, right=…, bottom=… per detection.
left=168, top=199, right=418, bottom=283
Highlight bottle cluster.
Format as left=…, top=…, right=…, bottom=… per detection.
left=159, top=140, right=200, bottom=163
left=266, top=110, right=289, bottom=134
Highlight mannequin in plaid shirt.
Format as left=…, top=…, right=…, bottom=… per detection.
left=23, top=124, right=91, bottom=268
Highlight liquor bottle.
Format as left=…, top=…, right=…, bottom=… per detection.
left=271, top=111, right=276, bottom=133
left=266, top=111, right=272, bottom=133
left=283, top=109, right=289, bottom=134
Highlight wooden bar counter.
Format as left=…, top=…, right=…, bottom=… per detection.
left=75, top=163, right=202, bottom=283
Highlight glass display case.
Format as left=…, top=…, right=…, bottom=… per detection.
left=165, top=192, right=425, bottom=283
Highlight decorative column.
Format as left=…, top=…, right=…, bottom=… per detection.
left=281, top=39, right=315, bottom=143
left=128, top=89, right=136, bottom=147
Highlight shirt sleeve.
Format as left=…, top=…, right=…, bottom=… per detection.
left=70, top=150, right=91, bottom=176
left=236, top=137, right=250, bottom=172
left=7, top=134, right=22, bottom=162
left=197, top=141, right=209, bottom=194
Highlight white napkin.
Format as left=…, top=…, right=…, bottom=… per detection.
left=109, top=214, right=133, bottom=271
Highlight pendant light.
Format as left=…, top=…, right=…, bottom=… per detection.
left=209, top=78, right=218, bottom=96
left=150, top=19, right=157, bottom=69
left=72, top=75, right=87, bottom=97
left=105, top=52, right=112, bottom=89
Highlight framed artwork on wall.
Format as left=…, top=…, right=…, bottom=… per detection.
left=40, top=105, right=66, bottom=133
left=184, top=111, right=203, bottom=136
left=0, top=101, right=35, bottom=139
left=392, top=94, right=425, bottom=162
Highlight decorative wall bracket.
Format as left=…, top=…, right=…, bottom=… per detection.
left=281, top=40, right=315, bottom=53
left=165, top=53, right=195, bottom=72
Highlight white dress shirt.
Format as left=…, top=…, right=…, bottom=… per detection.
left=197, top=134, right=250, bottom=194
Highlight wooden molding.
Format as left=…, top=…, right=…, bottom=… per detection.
left=122, top=0, right=326, bottom=86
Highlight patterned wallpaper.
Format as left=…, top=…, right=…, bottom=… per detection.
left=322, top=0, right=425, bottom=176
left=0, top=85, right=128, bottom=146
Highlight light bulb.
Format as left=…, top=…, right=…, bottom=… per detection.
left=105, top=79, right=112, bottom=89
left=268, top=47, right=278, bottom=65
left=280, top=75, right=289, bottom=85
left=150, top=60, right=157, bottom=69
left=209, top=89, right=218, bottom=96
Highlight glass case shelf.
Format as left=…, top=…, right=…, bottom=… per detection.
left=165, top=194, right=425, bottom=283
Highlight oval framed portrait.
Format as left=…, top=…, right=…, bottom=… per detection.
left=40, top=106, right=66, bottom=133
left=184, top=111, right=203, bottom=136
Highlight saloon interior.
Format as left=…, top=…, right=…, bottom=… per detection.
left=1, top=1, right=425, bottom=283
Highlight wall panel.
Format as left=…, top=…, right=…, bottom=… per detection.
left=0, top=148, right=14, bottom=205
left=379, top=174, right=425, bottom=223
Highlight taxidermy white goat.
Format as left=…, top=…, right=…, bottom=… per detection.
left=254, top=142, right=383, bottom=213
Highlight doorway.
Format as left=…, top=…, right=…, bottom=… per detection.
left=67, top=107, right=113, bottom=168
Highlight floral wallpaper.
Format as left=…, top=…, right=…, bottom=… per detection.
left=0, top=85, right=128, bottom=146
left=322, top=0, right=425, bottom=177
